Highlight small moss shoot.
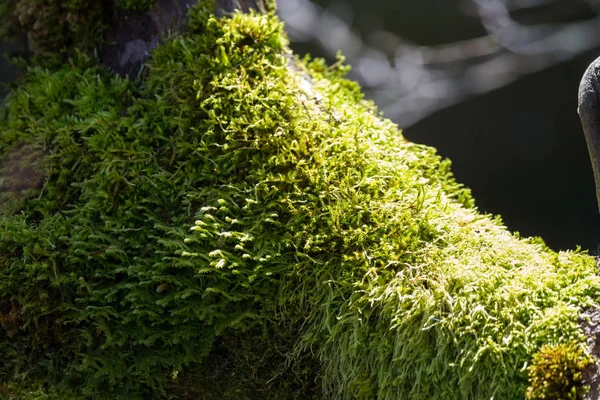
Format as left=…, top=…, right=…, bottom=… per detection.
left=526, top=343, right=593, bottom=400
left=1, top=6, right=600, bottom=400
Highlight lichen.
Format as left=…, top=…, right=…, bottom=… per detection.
left=1, top=5, right=600, bottom=400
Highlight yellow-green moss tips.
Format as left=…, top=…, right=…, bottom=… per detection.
left=1, top=6, right=600, bottom=399
left=526, top=343, right=593, bottom=400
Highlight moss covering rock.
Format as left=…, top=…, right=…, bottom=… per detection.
left=1, top=5, right=600, bottom=399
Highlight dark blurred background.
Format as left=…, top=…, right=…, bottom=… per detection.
left=278, top=0, right=600, bottom=252
left=0, top=37, right=25, bottom=101
left=2, top=0, right=600, bottom=251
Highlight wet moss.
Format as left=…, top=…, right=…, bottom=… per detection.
left=0, top=5, right=599, bottom=399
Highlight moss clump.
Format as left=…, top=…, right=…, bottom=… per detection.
left=2, top=0, right=107, bottom=56
left=1, top=6, right=600, bottom=400
left=526, top=343, right=593, bottom=400
left=0, top=0, right=155, bottom=60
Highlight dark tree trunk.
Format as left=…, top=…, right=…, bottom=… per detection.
left=101, top=0, right=268, bottom=77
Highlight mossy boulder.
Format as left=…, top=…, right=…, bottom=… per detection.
left=1, top=6, right=600, bottom=399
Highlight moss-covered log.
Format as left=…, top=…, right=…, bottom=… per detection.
left=1, top=2, right=600, bottom=399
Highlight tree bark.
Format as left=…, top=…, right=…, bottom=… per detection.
left=582, top=305, right=600, bottom=400
left=101, top=0, right=267, bottom=77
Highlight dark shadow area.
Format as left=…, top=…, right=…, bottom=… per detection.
left=0, top=38, right=26, bottom=101
left=405, top=51, right=600, bottom=251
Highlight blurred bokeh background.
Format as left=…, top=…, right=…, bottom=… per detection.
left=2, top=0, right=600, bottom=251
left=278, top=0, right=600, bottom=252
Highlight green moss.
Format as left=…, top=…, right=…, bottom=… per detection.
left=186, top=0, right=216, bottom=33
left=0, top=0, right=155, bottom=61
left=263, top=0, right=277, bottom=12
left=0, top=0, right=107, bottom=57
left=526, top=343, right=593, bottom=400
left=1, top=6, right=600, bottom=399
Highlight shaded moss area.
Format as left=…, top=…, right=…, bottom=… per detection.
left=0, top=0, right=154, bottom=60
left=1, top=6, right=600, bottom=400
